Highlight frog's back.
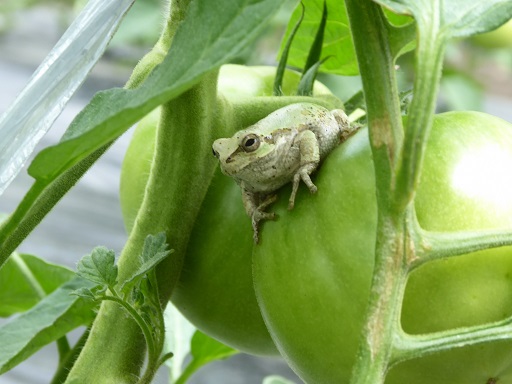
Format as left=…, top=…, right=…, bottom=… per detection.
left=295, top=105, right=350, bottom=159
left=248, top=102, right=352, bottom=160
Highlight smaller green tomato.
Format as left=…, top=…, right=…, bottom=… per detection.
left=120, top=64, right=335, bottom=356
left=217, top=65, right=332, bottom=98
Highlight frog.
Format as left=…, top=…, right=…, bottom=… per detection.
left=212, top=102, right=356, bottom=243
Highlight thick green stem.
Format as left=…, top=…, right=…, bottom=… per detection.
left=67, top=77, right=222, bottom=383
left=100, top=294, right=162, bottom=384
left=65, top=2, right=203, bottom=382
left=345, top=1, right=408, bottom=383
left=345, top=0, right=403, bottom=204
left=125, top=0, right=192, bottom=89
left=349, top=218, right=409, bottom=384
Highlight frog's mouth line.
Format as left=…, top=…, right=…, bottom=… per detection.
left=225, top=147, right=243, bottom=163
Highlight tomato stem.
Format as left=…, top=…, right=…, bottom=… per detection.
left=345, top=0, right=404, bottom=207
left=412, top=226, right=512, bottom=270
left=393, top=20, right=447, bottom=212
left=392, top=315, right=512, bottom=365
left=344, top=1, right=409, bottom=382
left=344, top=0, right=451, bottom=381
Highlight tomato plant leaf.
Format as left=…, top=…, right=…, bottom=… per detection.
left=297, top=56, right=331, bottom=96
left=71, top=287, right=97, bottom=301
left=76, top=247, right=117, bottom=288
left=175, top=331, right=238, bottom=384
left=274, top=3, right=305, bottom=96
left=0, top=277, right=96, bottom=374
left=279, top=0, right=358, bottom=75
left=125, top=233, right=172, bottom=285
left=382, top=7, right=414, bottom=26
left=374, top=0, right=512, bottom=39
left=302, top=0, right=328, bottom=75
left=189, top=330, right=238, bottom=361
left=0, top=253, right=74, bottom=317
left=387, top=19, right=416, bottom=59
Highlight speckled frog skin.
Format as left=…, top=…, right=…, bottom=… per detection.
left=212, top=103, right=355, bottom=243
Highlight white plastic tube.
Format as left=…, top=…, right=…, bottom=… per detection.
left=0, top=0, right=134, bottom=196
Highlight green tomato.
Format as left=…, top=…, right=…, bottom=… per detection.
left=217, top=64, right=332, bottom=98
left=253, top=111, right=512, bottom=383
left=120, top=64, right=332, bottom=356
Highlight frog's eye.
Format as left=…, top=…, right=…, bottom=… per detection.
left=241, top=134, right=260, bottom=152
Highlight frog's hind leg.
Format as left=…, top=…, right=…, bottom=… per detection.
left=289, top=130, right=320, bottom=210
left=241, top=186, right=277, bottom=243
left=251, top=194, right=277, bottom=243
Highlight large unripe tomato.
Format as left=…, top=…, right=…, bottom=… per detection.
left=253, top=111, right=512, bottom=383
left=120, top=64, right=333, bottom=356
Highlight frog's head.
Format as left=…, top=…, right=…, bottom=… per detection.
left=212, top=128, right=276, bottom=177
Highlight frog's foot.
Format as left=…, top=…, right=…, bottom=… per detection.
left=252, top=195, right=278, bottom=244
left=289, top=163, right=318, bottom=210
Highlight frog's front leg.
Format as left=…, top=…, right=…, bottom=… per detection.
left=241, top=184, right=277, bottom=243
left=289, top=130, right=320, bottom=210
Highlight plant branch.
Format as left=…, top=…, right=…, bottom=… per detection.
left=345, top=0, right=404, bottom=205
left=393, top=23, right=446, bottom=212
left=349, top=218, right=409, bottom=384
left=411, top=227, right=512, bottom=270
left=345, top=1, right=409, bottom=383
left=65, top=2, right=196, bottom=382
left=391, top=317, right=512, bottom=366
left=0, top=147, right=108, bottom=269
left=101, top=295, right=156, bottom=361
left=56, top=337, right=71, bottom=363
left=50, top=328, right=90, bottom=384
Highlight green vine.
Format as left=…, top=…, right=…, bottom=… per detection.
left=71, top=233, right=172, bottom=383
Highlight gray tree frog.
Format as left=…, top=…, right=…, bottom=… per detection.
left=212, top=102, right=356, bottom=243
